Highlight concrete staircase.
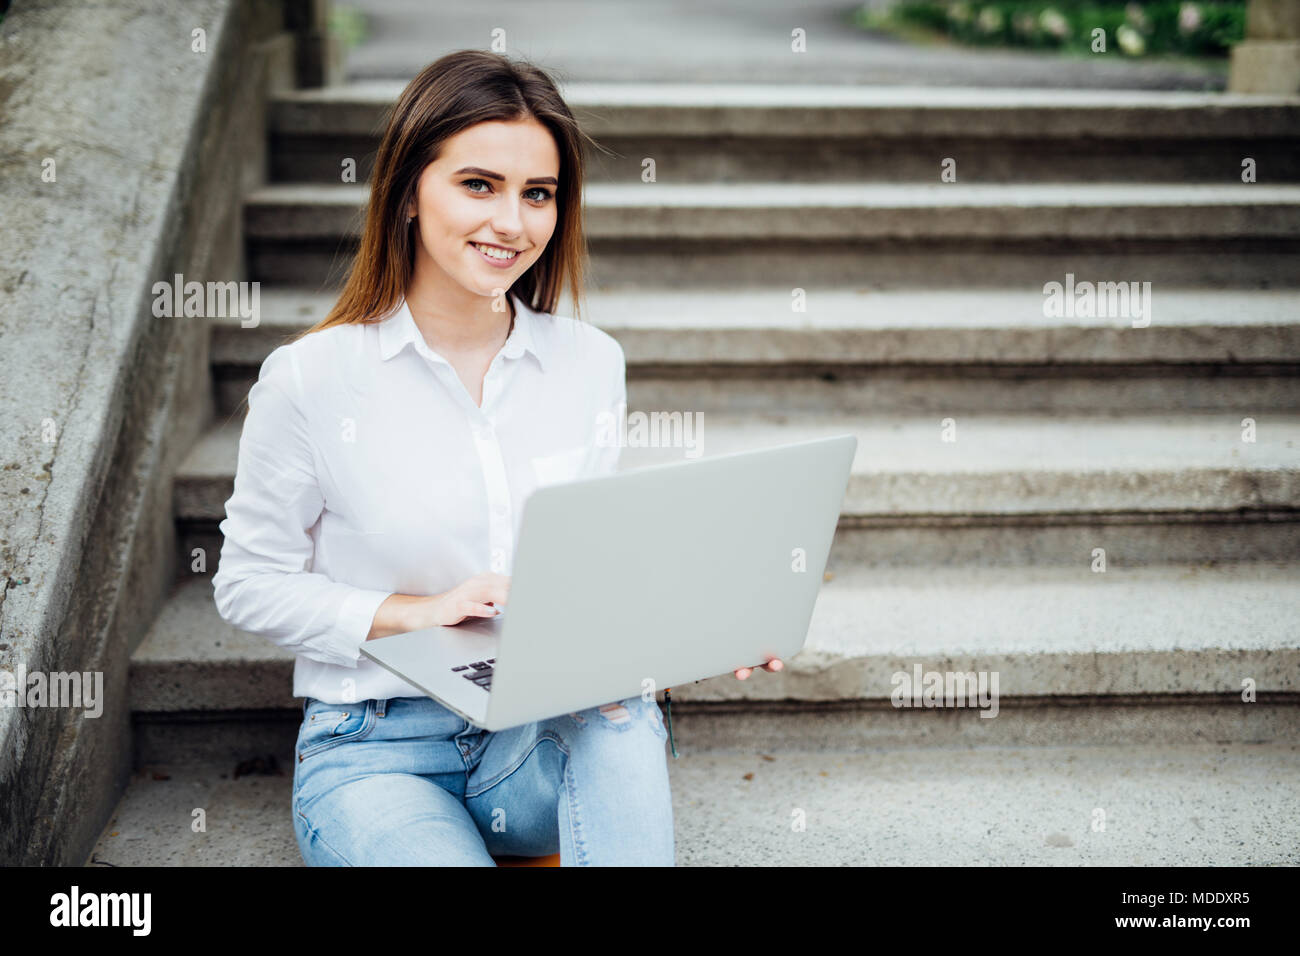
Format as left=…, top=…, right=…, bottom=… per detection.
left=89, top=84, right=1300, bottom=866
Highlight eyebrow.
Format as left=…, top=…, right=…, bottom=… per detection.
left=454, top=166, right=558, bottom=187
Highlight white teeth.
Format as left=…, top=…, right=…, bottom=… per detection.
left=473, top=242, right=518, bottom=261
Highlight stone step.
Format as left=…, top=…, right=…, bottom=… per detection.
left=242, top=183, right=1300, bottom=288
left=175, top=411, right=1300, bottom=568
left=211, top=287, right=1300, bottom=415
left=267, top=82, right=1300, bottom=184
left=94, top=731, right=1300, bottom=865
left=132, top=561, right=1300, bottom=743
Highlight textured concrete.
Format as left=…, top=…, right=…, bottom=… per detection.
left=175, top=407, right=1300, bottom=567
left=175, top=411, right=1300, bottom=522
left=215, top=287, right=1300, bottom=365
left=0, top=0, right=289, bottom=866
left=655, top=699, right=1300, bottom=751
left=274, top=82, right=1300, bottom=136
left=268, top=82, right=1300, bottom=184
left=132, top=578, right=295, bottom=712
left=244, top=182, right=1300, bottom=241
left=133, top=562, right=1300, bottom=714
left=127, top=700, right=1300, bottom=769
left=1230, top=0, right=1300, bottom=94
left=210, top=288, right=1300, bottom=417
left=85, top=740, right=1300, bottom=866
left=241, top=182, right=1300, bottom=288
left=668, top=743, right=1300, bottom=866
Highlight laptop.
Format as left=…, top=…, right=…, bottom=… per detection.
left=359, top=434, right=857, bottom=731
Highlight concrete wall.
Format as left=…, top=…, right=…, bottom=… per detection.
left=1230, top=0, right=1300, bottom=93
left=0, top=0, right=308, bottom=865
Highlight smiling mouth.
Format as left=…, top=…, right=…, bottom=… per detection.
left=470, top=241, right=520, bottom=261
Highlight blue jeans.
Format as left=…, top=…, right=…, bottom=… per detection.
left=291, top=694, right=675, bottom=866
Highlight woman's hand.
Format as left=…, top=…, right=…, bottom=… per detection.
left=365, top=574, right=510, bottom=640
left=734, top=657, right=783, bottom=680
left=419, top=573, right=511, bottom=628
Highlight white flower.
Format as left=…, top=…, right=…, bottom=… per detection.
left=1116, top=24, right=1146, bottom=55
left=977, top=7, right=1003, bottom=33
left=1039, top=8, right=1069, bottom=39
left=1179, top=2, right=1203, bottom=34
left=1125, top=2, right=1149, bottom=31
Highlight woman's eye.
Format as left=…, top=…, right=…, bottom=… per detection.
left=463, top=179, right=552, bottom=202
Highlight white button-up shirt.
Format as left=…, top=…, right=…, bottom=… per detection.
left=212, top=291, right=626, bottom=704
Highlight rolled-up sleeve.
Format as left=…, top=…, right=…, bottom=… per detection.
left=211, top=345, right=393, bottom=667
left=590, top=337, right=627, bottom=478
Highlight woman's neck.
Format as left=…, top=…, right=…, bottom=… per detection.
left=404, top=283, right=514, bottom=357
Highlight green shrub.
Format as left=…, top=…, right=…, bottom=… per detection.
left=878, top=1, right=1245, bottom=56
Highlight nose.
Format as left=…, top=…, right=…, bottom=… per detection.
left=490, top=195, right=525, bottom=242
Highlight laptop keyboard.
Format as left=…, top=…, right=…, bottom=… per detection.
left=451, top=658, right=496, bottom=690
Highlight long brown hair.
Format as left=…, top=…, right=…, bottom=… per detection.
left=291, top=50, right=599, bottom=343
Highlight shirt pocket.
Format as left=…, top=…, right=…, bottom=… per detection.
left=530, top=445, right=591, bottom=488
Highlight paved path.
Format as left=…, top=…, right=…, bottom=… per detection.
left=340, top=0, right=1228, bottom=89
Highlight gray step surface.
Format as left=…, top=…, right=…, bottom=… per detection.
left=133, top=561, right=1300, bottom=715
left=89, top=738, right=1300, bottom=865
left=215, top=287, right=1300, bottom=366
left=272, top=83, right=1300, bottom=139
left=176, top=410, right=1300, bottom=566
left=245, top=182, right=1300, bottom=241
left=242, top=183, right=1300, bottom=288
left=268, top=83, right=1300, bottom=183
left=210, top=288, right=1300, bottom=416
left=176, top=411, right=1300, bottom=522
left=129, top=698, right=1300, bottom=770
left=247, top=241, right=1300, bottom=291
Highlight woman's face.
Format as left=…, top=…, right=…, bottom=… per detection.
left=407, top=118, right=560, bottom=302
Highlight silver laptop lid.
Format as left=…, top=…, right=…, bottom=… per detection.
left=484, top=434, right=856, bottom=730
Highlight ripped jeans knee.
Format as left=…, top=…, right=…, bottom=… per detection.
left=568, top=696, right=667, bottom=741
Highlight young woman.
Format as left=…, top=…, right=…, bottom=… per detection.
left=212, top=50, right=781, bottom=867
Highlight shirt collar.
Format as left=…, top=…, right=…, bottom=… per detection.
left=378, top=291, right=546, bottom=372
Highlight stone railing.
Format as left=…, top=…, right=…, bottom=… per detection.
left=0, top=0, right=335, bottom=865
left=1230, top=0, right=1300, bottom=93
